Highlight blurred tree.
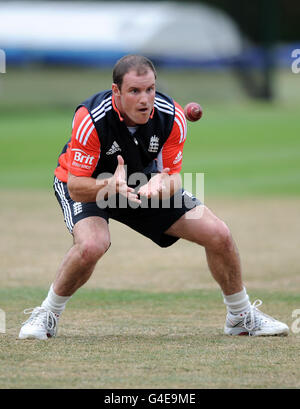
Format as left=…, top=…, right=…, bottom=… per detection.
left=187, top=0, right=300, bottom=43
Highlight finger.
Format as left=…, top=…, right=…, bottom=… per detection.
left=118, top=183, right=137, bottom=197
left=115, top=155, right=125, bottom=173
left=128, top=194, right=142, bottom=204
left=139, top=192, right=151, bottom=199
left=119, top=189, right=141, bottom=204
left=138, top=187, right=151, bottom=198
left=161, top=168, right=170, bottom=174
left=117, top=155, right=124, bottom=166
left=126, top=186, right=136, bottom=193
left=115, top=155, right=126, bottom=178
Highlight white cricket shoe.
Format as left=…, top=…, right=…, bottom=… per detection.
left=224, top=299, right=289, bottom=336
left=19, top=307, right=59, bottom=340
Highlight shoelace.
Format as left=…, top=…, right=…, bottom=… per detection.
left=243, top=299, right=275, bottom=331
left=243, top=299, right=262, bottom=331
left=22, top=307, right=58, bottom=331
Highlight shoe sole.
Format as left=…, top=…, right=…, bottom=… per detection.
left=19, top=334, right=48, bottom=340
left=224, top=326, right=289, bottom=336
left=18, top=330, right=50, bottom=340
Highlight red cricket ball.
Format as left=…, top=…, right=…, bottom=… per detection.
left=184, top=102, right=203, bottom=122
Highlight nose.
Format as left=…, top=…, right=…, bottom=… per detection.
left=139, top=92, right=148, bottom=105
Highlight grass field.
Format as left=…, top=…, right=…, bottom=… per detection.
left=0, top=67, right=299, bottom=389
left=0, top=68, right=299, bottom=195
left=1, top=287, right=299, bottom=389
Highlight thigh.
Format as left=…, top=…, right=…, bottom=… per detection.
left=54, top=177, right=109, bottom=235
left=73, top=216, right=110, bottom=246
left=109, top=189, right=202, bottom=248
left=164, top=205, right=224, bottom=246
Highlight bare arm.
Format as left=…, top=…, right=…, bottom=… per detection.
left=67, top=155, right=141, bottom=204
left=67, top=173, right=108, bottom=203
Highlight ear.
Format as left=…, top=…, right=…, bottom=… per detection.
left=112, top=83, right=121, bottom=97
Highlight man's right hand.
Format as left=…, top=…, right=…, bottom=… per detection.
left=102, top=155, right=141, bottom=204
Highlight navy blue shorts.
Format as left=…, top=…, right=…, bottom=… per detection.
left=53, top=177, right=201, bottom=248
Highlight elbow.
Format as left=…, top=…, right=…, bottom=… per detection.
left=67, top=179, right=80, bottom=202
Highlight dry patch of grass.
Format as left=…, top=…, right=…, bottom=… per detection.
left=0, top=191, right=299, bottom=293
left=0, top=191, right=299, bottom=388
left=1, top=288, right=299, bottom=389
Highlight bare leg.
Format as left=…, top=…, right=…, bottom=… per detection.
left=53, top=217, right=110, bottom=296
left=165, top=206, right=243, bottom=295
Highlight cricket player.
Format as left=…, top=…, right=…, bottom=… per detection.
left=19, top=55, right=289, bottom=339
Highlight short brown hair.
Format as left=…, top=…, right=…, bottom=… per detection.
left=112, top=54, right=157, bottom=90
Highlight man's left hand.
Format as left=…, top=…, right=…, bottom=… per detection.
left=137, top=168, right=183, bottom=200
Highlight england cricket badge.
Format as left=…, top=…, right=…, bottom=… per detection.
left=148, top=135, right=159, bottom=153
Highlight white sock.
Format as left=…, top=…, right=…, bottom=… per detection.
left=223, top=287, right=251, bottom=315
left=41, top=284, right=71, bottom=316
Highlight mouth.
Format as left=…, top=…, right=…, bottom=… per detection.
left=137, top=107, right=149, bottom=114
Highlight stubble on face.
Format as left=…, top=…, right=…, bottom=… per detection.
left=112, top=69, right=156, bottom=126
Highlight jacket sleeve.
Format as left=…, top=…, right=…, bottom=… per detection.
left=67, top=106, right=101, bottom=177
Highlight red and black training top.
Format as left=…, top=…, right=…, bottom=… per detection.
left=55, top=90, right=187, bottom=183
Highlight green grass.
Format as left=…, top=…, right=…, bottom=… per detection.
left=0, top=109, right=72, bottom=189
left=0, top=102, right=299, bottom=196
left=183, top=101, right=300, bottom=196
left=0, top=67, right=299, bottom=195
left=1, top=287, right=299, bottom=389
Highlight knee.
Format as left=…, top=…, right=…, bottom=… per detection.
left=206, top=219, right=233, bottom=252
left=78, top=238, right=110, bottom=265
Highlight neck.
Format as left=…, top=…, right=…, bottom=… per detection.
left=113, top=95, right=135, bottom=126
